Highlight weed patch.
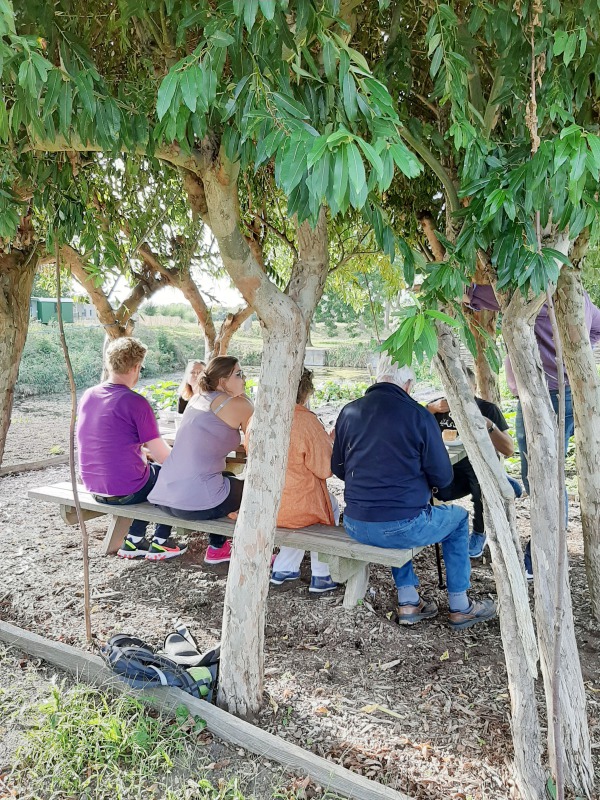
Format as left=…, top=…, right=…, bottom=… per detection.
left=10, top=683, right=248, bottom=799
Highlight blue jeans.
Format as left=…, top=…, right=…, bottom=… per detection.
left=94, top=463, right=172, bottom=540
left=516, top=386, right=574, bottom=494
left=344, top=504, right=470, bottom=594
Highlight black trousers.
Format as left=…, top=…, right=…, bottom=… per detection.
left=155, top=474, right=243, bottom=549
left=436, top=458, right=483, bottom=534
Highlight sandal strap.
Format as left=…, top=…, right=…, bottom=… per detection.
left=173, top=619, right=198, bottom=651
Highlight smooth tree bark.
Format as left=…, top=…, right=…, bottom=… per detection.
left=434, top=323, right=544, bottom=800
left=556, top=260, right=600, bottom=622
left=0, top=246, right=39, bottom=464
left=200, top=153, right=329, bottom=718
left=501, top=289, right=594, bottom=797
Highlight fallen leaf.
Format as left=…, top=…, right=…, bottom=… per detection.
left=440, top=650, right=449, bottom=661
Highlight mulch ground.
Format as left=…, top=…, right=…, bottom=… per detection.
left=1, top=392, right=599, bottom=799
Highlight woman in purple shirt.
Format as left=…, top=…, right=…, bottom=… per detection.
left=149, top=356, right=253, bottom=564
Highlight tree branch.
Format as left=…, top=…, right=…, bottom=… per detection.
left=399, top=128, right=461, bottom=213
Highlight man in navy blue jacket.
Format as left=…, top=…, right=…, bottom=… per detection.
left=332, top=355, right=496, bottom=630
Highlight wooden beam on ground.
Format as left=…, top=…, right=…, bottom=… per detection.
left=0, top=621, right=413, bottom=800
left=0, top=455, right=69, bottom=477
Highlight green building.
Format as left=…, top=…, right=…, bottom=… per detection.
left=32, top=297, right=74, bottom=324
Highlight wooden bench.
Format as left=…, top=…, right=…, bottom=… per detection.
left=28, top=481, right=424, bottom=609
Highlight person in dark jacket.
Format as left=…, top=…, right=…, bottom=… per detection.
left=331, top=354, right=496, bottom=630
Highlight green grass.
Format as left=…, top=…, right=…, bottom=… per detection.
left=6, top=682, right=250, bottom=800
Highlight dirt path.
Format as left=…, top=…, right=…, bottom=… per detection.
left=1, top=392, right=599, bottom=798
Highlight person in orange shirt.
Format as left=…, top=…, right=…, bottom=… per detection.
left=270, top=369, right=339, bottom=593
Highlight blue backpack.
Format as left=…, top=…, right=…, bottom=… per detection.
left=101, top=632, right=219, bottom=701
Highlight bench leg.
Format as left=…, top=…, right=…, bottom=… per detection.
left=60, top=505, right=107, bottom=526
left=101, top=516, right=130, bottom=556
left=342, top=563, right=370, bottom=609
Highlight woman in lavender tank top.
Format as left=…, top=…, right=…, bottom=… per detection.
left=148, top=356, right=253, bottom=564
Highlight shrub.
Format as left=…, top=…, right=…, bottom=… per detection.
left=313, top=380, right=369, bottom=405
left=138, top=380, right=180, bottom=415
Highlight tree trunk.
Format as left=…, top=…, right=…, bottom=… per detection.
left=201, top=155, right=329, bottom=718
left=218, top=322, right=305, bottom=718
left=384, top=300, right=391, bottom=331
left=502, top=292, right=594, bottom=797
left=465, top=307, right=501, bottom=404
left=556, top=263, right=600, bottom=621
left=0, top=248, right=39, bottom=464
left=434, top=323, right=545, bottom=800
left=212, top=304, right=253, bottom=357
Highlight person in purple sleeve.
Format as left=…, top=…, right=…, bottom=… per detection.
left=465, top=284, right=600, bottom=576
left=76, top=337, right=186, bottom=561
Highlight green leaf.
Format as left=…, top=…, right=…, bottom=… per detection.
left=203, top=66, right=217, bottom=106
left=363, top=76, right=396, bottom=114
left=430, top=46, right=443, bottom=78
left=346, top=141, right=366, bottom=195
left=307, top=134, right=329, bottom=168
left=342, top=71, right=358, bottom=122
left=156, top=70, right=179, bottom=121
left=332, top=144, right=348, bottom=210
left=273, top=92, right=309, bottom=119
left=413, top=314, right=425, bottom=341
left=180, top=68, right=199, bottom=112
left=541, top=247, right=571, bottom=267
left=553, top=30, right=568, bottom=56
left=424, top=309, right=461, bottom=327
left=586, top=134, right=600, bottom=169
left=259, top=0, right=276, bottom=20
left=326, top=127, right=353, bottom=146
left=74, top=71, right=96, bottom=116
left=308, top=149, right=331, bottom=202
left=244, top=0, right=259, bottom=31
left=44, top=69, right=63, bottom=115
left=388, top=142, right=421, bottom=178
left=322, top=37, right=338, bottom=83
left=211, top=29, right=234, bottom=47
left=31, top=51, right=51, bottom=83
left=277, top=137, right=309, bottom=194
left=0, top=98, right=8, bottom=142
left=428, top=33, right=442, bottom=56
left=58, top=80, right=73, bottom=131
left=356, top=137, right=384, bottom=178
left=255, top=127, right=286, bottom=168
left=563, top=32, right=577, bottom=66
left=579, top=27, right=587, bottom=58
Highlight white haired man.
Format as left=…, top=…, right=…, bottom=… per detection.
left=331, top=354, right=496, bottom=629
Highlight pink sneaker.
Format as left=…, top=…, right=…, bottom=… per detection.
left=204, top=539, right=232, bottom=564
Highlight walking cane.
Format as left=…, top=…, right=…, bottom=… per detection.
left=431, top=490, right=446, bottom=589
left=435, top=543, right=445, bottom=589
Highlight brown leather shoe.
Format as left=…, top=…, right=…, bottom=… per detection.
left=448, top=598, right=496, bottom=630
left=396, top=597, right=439, bottom=625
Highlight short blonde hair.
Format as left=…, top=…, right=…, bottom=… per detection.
left=105, top=337, right=147, bottom=375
